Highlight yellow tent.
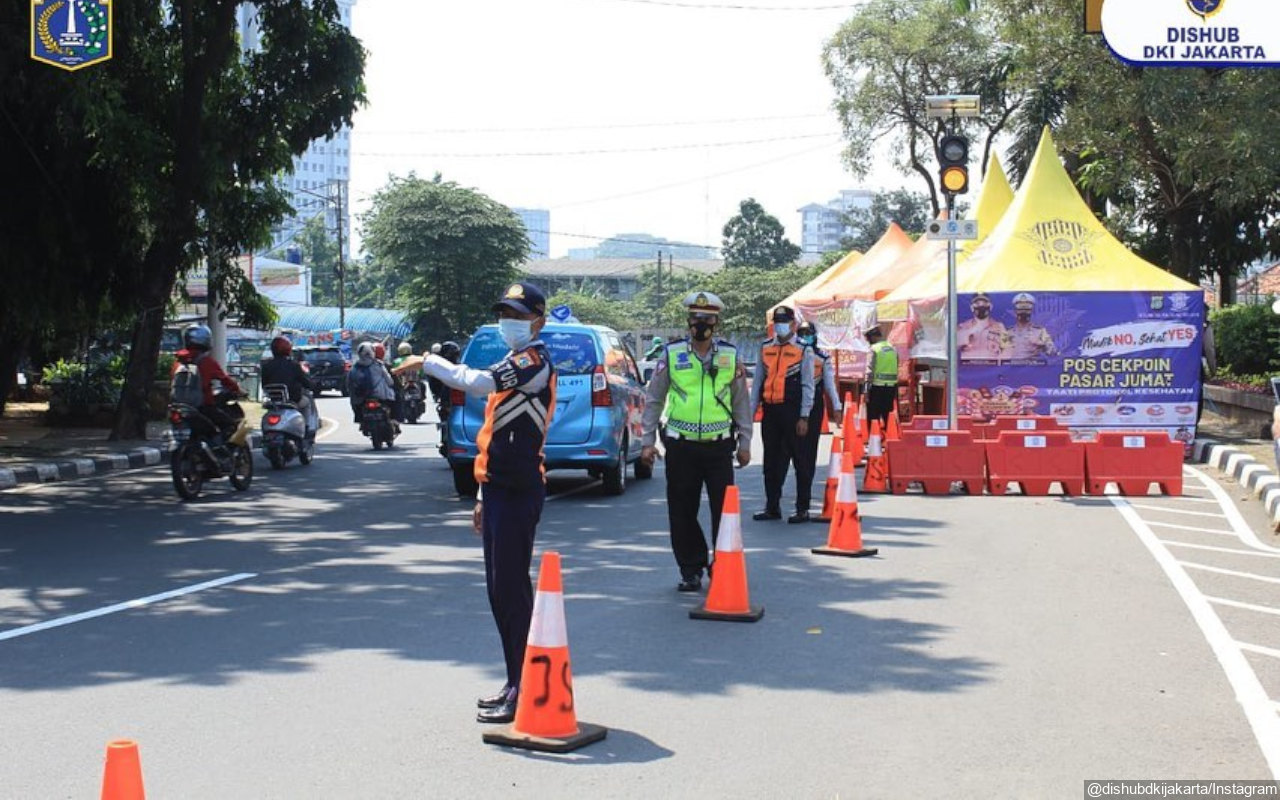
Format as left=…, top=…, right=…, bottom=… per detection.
left=895, top=129, right=1197, bottom=296
left=878, top=153, right=1015, bottom=319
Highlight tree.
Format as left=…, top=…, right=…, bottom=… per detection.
left=285, top=215, right=341, bottom=307
left=361, top=174, right=530, bottom=343
left=721, top=198, right=801, bottom=270
left=544, top=291, right=640, bottom=331
left=841, top=189, right=934, bottom=252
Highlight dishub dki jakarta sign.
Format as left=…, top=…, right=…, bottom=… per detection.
left=1101, top=0, right=1279, bottom=68
left=31, top=0, right=111, bottom=71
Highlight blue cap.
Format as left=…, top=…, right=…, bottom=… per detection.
left=493, top=282, right=547, bottom=316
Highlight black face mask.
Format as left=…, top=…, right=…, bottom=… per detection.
left=690, top=322, right=715, bottom=341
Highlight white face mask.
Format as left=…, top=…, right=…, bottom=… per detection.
left=499, top=318, right=534, bottom=350
left=774, top=322, right=792, bottom=338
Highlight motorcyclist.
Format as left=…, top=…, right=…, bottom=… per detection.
left=260, top=335, right=317, bottom=432
left=348, top=341, right=397, bottom=424
left=427, top=340, right=461, bottom=407
left=644, top=335, right=664, bottom=361
left=171, top=324, right=243, bottom=438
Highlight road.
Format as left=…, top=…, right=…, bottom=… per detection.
left=1, top=396, right=1279, bottom=798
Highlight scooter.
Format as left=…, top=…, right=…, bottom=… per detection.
left=260, top=384, right=316, bottom=469
left=402, top=378, right=426, bottom=424
left=168, top=391, right=254, bottom=500
left=360, top=397, right=399, bottom=450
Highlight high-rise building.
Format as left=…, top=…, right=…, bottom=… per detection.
left=239, top=1, right=356, bottom=262
left=798, top=189, right=873, bottom=254
left=513, top=208, right=551, bottom=259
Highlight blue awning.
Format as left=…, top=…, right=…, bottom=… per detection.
left=275, top=306, right=413, bottom=338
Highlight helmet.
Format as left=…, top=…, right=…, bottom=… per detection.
left=270, top=336, right=293, bottom=358
left=683, top=291, right=724, bottom=315
left=183, top=324, right=212, bottom=351
left=439, top=341, right=461, bottom=362
left=374, top=343, right=386, bottom=360
left=431, top=343, right=443, bottom=355
left=397, top=342, right=413, bottom=356
left=652, top=336, right=663, bottom=346
left=797, top=320, right=817, bottom=337
left=356, top=342, right=375, bottom=362
left=1013, top=292, right=1036, bottom=308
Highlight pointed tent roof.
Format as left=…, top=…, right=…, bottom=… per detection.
left=878, top=152, right=1016, bottom=318
left=802, top=222, right=912, bottom=304
left=890, top=128, right=1197, bottom=297
left=778, top=248, right=864, bottom=309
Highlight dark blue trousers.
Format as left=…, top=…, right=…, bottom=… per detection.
left=481, top=482, right=545, bottom=688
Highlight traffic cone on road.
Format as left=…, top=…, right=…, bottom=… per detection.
left=483, top=551, right=607, bottom=753
left=814, top=434, right=843, bottom=523
left=812, top=451, right=878, bottom=558
left=100, top=740, right=145, bottom=800
left=887, top=399, right=903, bottom=442
left=862, top=420, right=889, bottom=493
left=842, top=395, right=865, bottom=465
left=691, top=486, right=764, bottom=622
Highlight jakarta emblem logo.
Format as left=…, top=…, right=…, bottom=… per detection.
left=1186, top=0, right=1224, bottom=20
left=31, top=0, right=111, bottom=71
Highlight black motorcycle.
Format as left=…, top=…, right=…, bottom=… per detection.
left=360, top=397, right=399, bottom=450
left=168, top=391, right=254, bottom=500
left=402, top=378, right=426, bottom=424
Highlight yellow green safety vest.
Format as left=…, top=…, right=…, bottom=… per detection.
left=664, top=341, right=736, bottom=440
left=870, top=341, right=898, bottom=387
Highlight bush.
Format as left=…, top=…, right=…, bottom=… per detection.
left=155, top=353, right=176, bottom=382
left=1211, top=369, right=1272, bottom=394
left=1210, top=303, right=1280, bottom=376
left=42, top=359, right=121, bottom=410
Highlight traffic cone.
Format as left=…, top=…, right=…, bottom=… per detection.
left=100, top=740, right=145, bottom=800
left=812, top=452, right=878, bottom=558
left=842, top=396, right=865, bottom=465
left=862, top=420, right=889, bottom=493
left=691, top=486, right=764, bottom=622
left=483, top=551, right=607, bottom=753
left=887, top=399, right=903, bottom=442
left=814, top=434, right=842, bottom=523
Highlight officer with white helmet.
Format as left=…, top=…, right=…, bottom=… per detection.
left=640, top=291, right=753, bottom=593
left=1005, top=292, right=1057, bottom=360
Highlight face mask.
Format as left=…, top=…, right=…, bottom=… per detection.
left=499, top=318, right=534, bottom=350
left=799, top=334, right=816, bottom=346
left=774, top=322, right=792, bottom=338
left=973, top=306, right=990, bottom=319
left=690, top=321, right=714, bottom=341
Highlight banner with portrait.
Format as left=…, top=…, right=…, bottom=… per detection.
left=944, top=289, right=1205, bottom=446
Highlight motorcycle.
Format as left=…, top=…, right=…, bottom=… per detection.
left=402, top=377, right=426, bottom=424
left=360, top=397, right=399, bottom=450
left=435, top=397, right=452, bottom=458
left=260, top=384, right=316, bottom=469
left=168, top=391, right=254, bottom=500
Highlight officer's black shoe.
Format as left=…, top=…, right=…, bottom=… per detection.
left=752, top=509, right=782, bottom=521
left=476, top=684, right=513, bottom=709
left=677, top=575, right=701, bottom=592
left=476, top=692, right=518, bottom=723
left=788, top=511, right=810, bottom=524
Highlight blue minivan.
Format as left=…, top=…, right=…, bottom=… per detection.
left=446, top=322, right=651, bottom=497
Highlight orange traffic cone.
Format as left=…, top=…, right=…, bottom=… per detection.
left=862, top=420, right=889, bottom=493
left=887, top=399, right=903, bottom=442
left=814, top=434, right=842, bottom=523
left=812, top=452, right=878, bottom=558
left=843, top=397, right=865, bottom=465
left=691, top=486, right=764, bottom=622
left=483, top=552, right=607, bottom=753
left=101, top=740, right=145, bottom=800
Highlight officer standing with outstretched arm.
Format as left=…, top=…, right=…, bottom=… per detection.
left=640, top=291, right=753, bottom=593
left=751, top=305, right=816, bottom=523
left=421, top=282, right=555, bottom=725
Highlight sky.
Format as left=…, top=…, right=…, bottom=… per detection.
left=346, top=0, right=908, bottom=259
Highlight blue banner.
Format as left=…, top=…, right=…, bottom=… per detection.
left=956, top=290, right=1205, bottom=447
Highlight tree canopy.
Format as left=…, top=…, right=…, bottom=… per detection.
left=721, top=198, right=801, bottom=270
left=841, top=189, right=934, bottom=252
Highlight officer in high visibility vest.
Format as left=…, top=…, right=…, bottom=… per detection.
left=865, top=325, right=898, bottom=431
left=796, top=320, right=841, bottom=518
left=640, top=291, right=753, bottom=593
left=751, top=305, right=816, bottom=523
left=422, top=282, right=555, bottom=724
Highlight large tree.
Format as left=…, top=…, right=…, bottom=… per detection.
left=360, top=174, right=530, bottom=343
left=721, top=198, right=801, bottom=270
left=841, top=189, right=934, bottom=252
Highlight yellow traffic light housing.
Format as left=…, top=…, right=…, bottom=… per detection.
left=941, top=165, right=968, bottom=194
left=937, top=133, right=969, bottom=196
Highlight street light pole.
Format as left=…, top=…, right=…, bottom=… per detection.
left=294, top=181, right=348, bottom=330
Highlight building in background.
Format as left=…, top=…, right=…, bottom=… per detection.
left=513, top=208, right=551, bottom=259
left=520, top=257, right=724, bottom=301
left=798, top=189, right=873, bottom=255
left=240, top=1, right=356, bottom=263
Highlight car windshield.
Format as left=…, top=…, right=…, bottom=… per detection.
left=463, top=329, right=598, bottom=375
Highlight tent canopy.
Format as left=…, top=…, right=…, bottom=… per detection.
left=806, top=222, right=912, bottom=304
left=777, top=248, right=864, bottom=310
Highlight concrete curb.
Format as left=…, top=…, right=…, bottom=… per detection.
left=1192, top=437, right=1280, bottom=531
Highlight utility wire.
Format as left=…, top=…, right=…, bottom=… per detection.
left=351, top=131, right=838, bottom=159
left=354, top=112, right=831, bottom=136
left=604, top=0, right=855, bottom=9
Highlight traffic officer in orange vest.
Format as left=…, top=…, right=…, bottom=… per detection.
left=421, top=281, right=555, bottom=724
left=751, top=305, right=816, bottom=523
left=796, top=320, right=841, bottom=518
left=640, top=291, right=753, bottom=592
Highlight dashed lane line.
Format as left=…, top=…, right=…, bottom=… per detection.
left=1130, top=503, right=1231, bottom=519
left=1238, top=642, right=1280, bottom=661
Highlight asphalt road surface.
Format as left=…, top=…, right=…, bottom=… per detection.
left=2, top=397, right=1279, bottom=798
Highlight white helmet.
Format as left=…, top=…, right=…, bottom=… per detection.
left=1013, top=292, right=1035, bottom=308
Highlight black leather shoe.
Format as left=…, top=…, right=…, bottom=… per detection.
left=476, top=685, right=513, bottom=709
left=677, top=575, right=701, bottom=592
left=476, top=692, right=518, bottom=723
left=788, top=511, right=810, bottom=524
left=752, top=509, right=782, bottom=521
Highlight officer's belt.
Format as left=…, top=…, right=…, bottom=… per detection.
left=665, top=431, right=732, bottom=442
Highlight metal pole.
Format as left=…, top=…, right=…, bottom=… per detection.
left=334, top=180, right=346, bottom=331
left=946, top=193, right=958, bottom=430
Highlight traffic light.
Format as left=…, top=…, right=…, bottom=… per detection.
left=938, top=133, right=969, bottom=195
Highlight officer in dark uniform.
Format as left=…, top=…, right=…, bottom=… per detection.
left=421, top=282, right=555, bottom=724
left=640, top=291, right=753, bottom=592
left=751, top=305, right=816, bottom=523
left=796, top=321, right=841, bottom=517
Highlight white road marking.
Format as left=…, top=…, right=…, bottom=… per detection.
left=1147, top=521, right=1236, bottom=536
left=316, top=416, right=339, bottom=441
left=1163, top=541, right=1280, bottom=559
left=1208, top=596, right=1280, bottom=617
left=1239, top=642, right=1280, bottom=661
left=1111, top=497, right=1280, bottom=779
left=1184, top=465, right=1280, bottom=555
left=1164, top=496, right=1221, bottom=504
left=0, top=573, right=256, bottom=642
left=1178, top=561, right=1280, bottom=586
left=1130, top=503, right=1229, bottom=519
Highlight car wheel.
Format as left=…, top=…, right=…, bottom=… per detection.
left=452, top=462, right=479, bottom=499
left=602, top=436, right=627, bottom=496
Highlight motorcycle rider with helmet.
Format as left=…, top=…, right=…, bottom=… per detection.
left=260, top=335, right=318, bottom=432
left=171, top=324, right=243, bottom=438
left=348, top=341, right=397, bottom=423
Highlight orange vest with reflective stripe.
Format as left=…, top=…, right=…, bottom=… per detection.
left=475, top=343, right=556, bottom=488
left=760, top=340, right=804, bottom=405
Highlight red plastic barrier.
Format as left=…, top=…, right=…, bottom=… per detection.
left=888, top=430, right=986, bottom=495
left=908, top=415, right=951, bottom=431
left=991, top=415, right=1064, bottom=435
left=910, top=414, right=999, bottom=441
left=985, top=431, right=1085, bottom=496
left=1084, top=431, right=1183, bottom=496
